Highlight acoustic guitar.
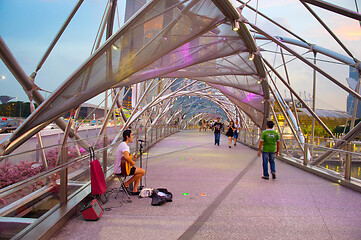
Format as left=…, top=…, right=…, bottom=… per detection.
left=121, top=154, right=133, bottom=176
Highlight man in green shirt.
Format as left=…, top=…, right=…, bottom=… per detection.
left=257, top=121, right=280, bottom=180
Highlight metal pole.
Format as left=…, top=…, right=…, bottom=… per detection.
left=30, top=101, right=48, bottom=169
left=268, top=83, right=305, bottom=152
left=151, top=125, right=153, bottom=143
left=238, top=0, right=309, bottom=44
left=263, top=58, right=335, bottom=139
left=280, top=48, right=301, bottom=128
left=311, top=51, right=317, bottom=157
left=303, top=138, right=309, bottom=165
left=103, top=90, right=108, bottom=175
left=156, top=125, right=159, bottom=141
left=60, top=145, right=68, bottom=205
left=122, top=79, right=156, bottom=129
left=345, top=142, right=352, bottom=180
left=244, top=128, right=247, bottom=143
left=35, top=0, right=84, bottom=73
left=300, top=1, right=357, bottom=60
left=350, top=76, right=361, bottom=130
left=269, top=104, right=287, bottom=155
left=345, top=142, right=352, bottom=181
left=250, top=23, right=361, bottom=102
left=144, top=126, right=147, bottom=145
left=252, top=127, right=255, bottom=146
left=0, top=36, right=92, bottom=155
left=103, top=134, right=108, bottom=175
left=100, top=0, right=115, bottom=173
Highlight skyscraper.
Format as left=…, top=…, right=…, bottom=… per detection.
left=346, top=66, right=361, bottom=117
left=122, top=0, right=147, bottom=109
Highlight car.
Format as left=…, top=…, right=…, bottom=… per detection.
left=0, top=118, right=20, bottom=133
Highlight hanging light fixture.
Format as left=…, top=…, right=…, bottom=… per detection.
left=232, top=20, right=239, bottom=31
left=112, top=44, right=120, bottom=50
left=248, top=52, right=255, bottom=61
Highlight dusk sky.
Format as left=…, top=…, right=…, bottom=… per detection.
left=0, top=0, right=360, bottom=111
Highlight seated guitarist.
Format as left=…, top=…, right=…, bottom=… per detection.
left=114, top=129, right=145, bottom=195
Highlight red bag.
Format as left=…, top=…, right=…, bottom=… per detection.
left=90, top=147, right=107, bottom=196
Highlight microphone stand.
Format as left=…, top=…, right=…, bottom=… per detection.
left=138, top=141, right=144, bottom=190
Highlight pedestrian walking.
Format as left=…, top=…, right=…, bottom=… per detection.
left=212, top=117, right=223, bottom=146
left=233, top=119, right=240, bottom=146
left=226, top=120, right=235, bottom=148
left=257, top=120, right=280, bottom=180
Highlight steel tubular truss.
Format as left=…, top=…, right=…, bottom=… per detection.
left=1, top=0, right=361, bottom=201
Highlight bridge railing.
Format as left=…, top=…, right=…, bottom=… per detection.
left=0, top=124, right=179, bottom=239
left=238, top=129, right=361, bottom=183
left=0, top=131, right=120, bottom=213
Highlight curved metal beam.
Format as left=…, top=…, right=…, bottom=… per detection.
left=254, top=35, right=360, bottom=71
left=249, top=23, right=361, bottom=102
left=300, top=0, right=361, bottom=21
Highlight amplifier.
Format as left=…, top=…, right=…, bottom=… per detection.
left=81, top=199, right=103, bottom=221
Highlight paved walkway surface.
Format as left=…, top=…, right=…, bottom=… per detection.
left=52, top=130, right=361, bottom=240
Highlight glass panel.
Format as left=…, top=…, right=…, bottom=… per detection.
left=13, top=0, right=227, bottom=140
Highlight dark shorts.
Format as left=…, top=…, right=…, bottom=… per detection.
left=120, top=166, right=136, bottom=176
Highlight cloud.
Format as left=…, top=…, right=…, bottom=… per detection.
left=333, top=23, right=361, bottom=41
left=263, top=17, right=293, bottom=37
left=261, top=0, right=298, bottom=8
left=232, top=0, right=299, bottom=11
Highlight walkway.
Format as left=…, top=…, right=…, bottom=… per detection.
left=52, top=130, right=361, bottom=240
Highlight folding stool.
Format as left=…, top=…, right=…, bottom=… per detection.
left=114, top=173, right=131, bottom=202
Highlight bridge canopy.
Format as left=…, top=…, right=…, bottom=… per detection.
left=5, top=0, right=268, bottom=151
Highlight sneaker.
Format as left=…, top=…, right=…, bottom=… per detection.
left=234, top=143, right=236, bottom=146
left=272, top=172, right=276, bottom=179
left=261, top=176, right=269, bottom=180
left=229, top=146, right=231, bottom=148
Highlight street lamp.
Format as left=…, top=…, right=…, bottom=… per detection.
left=14, top=97, right=21, bottom=118
left=8, top=103, right=14, bottom=117
left=0, top=75, right=5, bottom=80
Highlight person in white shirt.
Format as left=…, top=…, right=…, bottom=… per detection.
left=114, top=129, right=145, bottom=195
left=233, top=119, right=241, bottom=146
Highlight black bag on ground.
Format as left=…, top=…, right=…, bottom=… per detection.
left=151, top=190, right=167, bottom=206
left=157, top=188, right=173, bottom=202
left=151, top=188, right=173, bottom=206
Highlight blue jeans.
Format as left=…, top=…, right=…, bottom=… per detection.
left=262, top=152, right=276, bottom=177
left=233, top=131, right=238, bottom=139
left=214, top=132, right=220, bottom=145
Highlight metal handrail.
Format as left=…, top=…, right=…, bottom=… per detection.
left=0, top=140, right=120, bottom=198
left=0, top=130, right=119, bottom=162
left=304, top=142, right=361, bottom=157
left=0, top=125, right=179, bottom=199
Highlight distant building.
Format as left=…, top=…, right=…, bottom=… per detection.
left=346, top=66, right=361, bottom=118
left=0, top=95, right=15, bottom=104
left=63, top=103, right=104, bottom=120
